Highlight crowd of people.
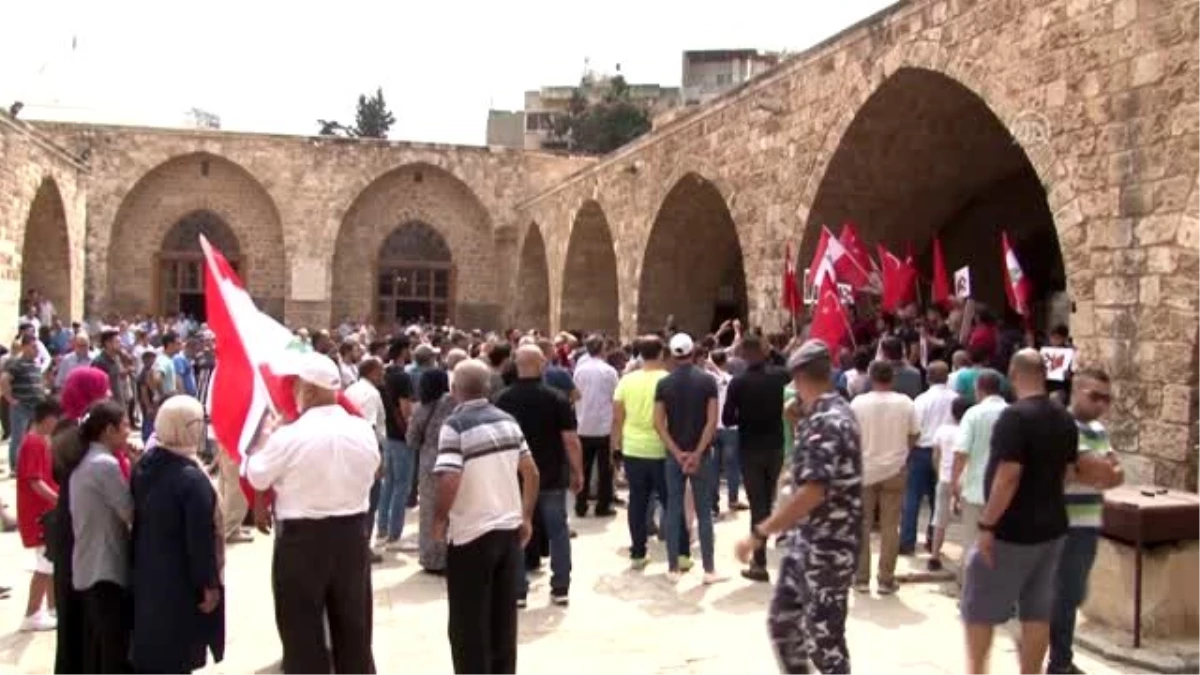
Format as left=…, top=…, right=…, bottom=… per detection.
left=0, top=283, right=1127, bottom=675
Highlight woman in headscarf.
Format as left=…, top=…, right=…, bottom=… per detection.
left=130, top=395, right=224, bottom=674
left=405, top=368, right=454, bottom=574
left=49, top=366, right=115, bottom=674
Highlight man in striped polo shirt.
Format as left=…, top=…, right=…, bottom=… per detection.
left=433, top=359, right=539, bottom=675
left=1049, top=367, right=1124, bottom=675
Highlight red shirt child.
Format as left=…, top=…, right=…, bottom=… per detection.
left=16, top=431, right=58, bottom=549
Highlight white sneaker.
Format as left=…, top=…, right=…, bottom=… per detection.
left=666, top=570, right=683, bottom=584
left=702, top=571, right=729, bottom=586
left=19, top=611, right=56, bottom=632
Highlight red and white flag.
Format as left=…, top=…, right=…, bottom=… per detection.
left=809, top=274, right=849, bottom=350
left=836, top=222, right=875, bottom=291
left=202, top=236, right=359, bottom=463
left=782, top=241, right=801, bottom=316
left=809, top=226, right=850, bottom=290
left=1001, top=231, right=1031, bottom=316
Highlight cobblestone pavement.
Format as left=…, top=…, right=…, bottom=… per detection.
left=0, top=479, right=1128, bottom=674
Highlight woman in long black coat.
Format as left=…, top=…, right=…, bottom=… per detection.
left=130, top=396, right=224, bottom=674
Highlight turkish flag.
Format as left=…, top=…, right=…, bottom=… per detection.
left=782, top=241, right=801, bottom=316
left=810, top=274, right=849, bottom=350
left=931, top=236, right=951, bottom=309
left=878, top=244, right=917, bottom=312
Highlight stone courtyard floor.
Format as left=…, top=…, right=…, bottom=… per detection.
left=0, top=479, right=1130, bottom=674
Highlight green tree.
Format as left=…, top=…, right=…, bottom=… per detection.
left=316, top=87, right=396, bottom=138
left=354, top=87, right=396, bottom=139
left=553, top=74, right=651, bottom=155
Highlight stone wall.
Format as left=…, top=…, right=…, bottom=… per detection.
left=515, top=0, right=1200, bottom=488
left=36, top=122, right=591, bottom=330
left=0, top=113, right=87, bottom=338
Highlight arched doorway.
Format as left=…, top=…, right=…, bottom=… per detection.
left=801, top=67, right=1067, bottom=329
left=157, top=210, right=241, bottom=321
left=513, top=224, right=550, bottom=333
left=638, top=173, right=747, bottom=335
left=20, top=177, right=71, bottom=323
left=107, top=152, right=285, bottom=318
left=375, top=221, right=454, bottom=327
left=333, top=163, right=495, bottom=329
left=561, top=201, right=619, bottom=335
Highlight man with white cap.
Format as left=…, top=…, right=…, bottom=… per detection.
left=735, top=339, right=862, bottom=674
left=244, top=352, right=380, bottom=674
left=654, top=332, right=724, bottom=584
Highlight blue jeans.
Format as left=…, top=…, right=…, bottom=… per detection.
left=377, top=439, right=415, bottom=540
left=900, top=446, right=936, bottom=552
left=711, top=428, right=741, bottom=507
left=1049, top=529, right=1099, bottom=669
left=8, top=402, right=33, bottom=470
left=517, top=490, right=572, bottom=597
left=665, top=451, right=716, bottom=573
left=625, top=457, right=667, bottom=560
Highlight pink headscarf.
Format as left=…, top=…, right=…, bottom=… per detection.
left=60, top=366, right=112, bottom=422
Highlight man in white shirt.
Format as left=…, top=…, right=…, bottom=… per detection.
left=572, top=334, right=619, bottom=517
left=902, top=361, right=958, bottom=554
left=850, top=360, right=919, bottom=595
left=54, top=332, right=94, bottom=391
left=245, top=352, right=380, bottom=674
left=344, top=356, right=388, bottom=559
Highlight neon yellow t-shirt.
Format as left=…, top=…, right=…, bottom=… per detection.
left=614, top=369, right=668, bottom=460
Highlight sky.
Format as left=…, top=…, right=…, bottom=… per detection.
left=1, top=1, right=898, bottom=147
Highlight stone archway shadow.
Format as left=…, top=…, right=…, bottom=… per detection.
left=20, top=177, right=72, bottom=323
left=560, top=200, right=620, bottom=336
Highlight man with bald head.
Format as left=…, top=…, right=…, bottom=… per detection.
left=435, top=358, right=539, bottom=673
left=495, top=344, right=583, bottom=607
left=960, top=349, right=1120, bottom=674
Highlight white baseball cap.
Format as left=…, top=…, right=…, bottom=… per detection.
left=276, top=351, right=342, bottom=391
left=668, top=332, right=695, bottom=358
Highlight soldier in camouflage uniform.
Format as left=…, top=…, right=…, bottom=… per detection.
left=735, top=340, right=863, bottom=674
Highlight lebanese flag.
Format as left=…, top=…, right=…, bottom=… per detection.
left=931, top=236, right=951, bottom=309
left=836, top=222, right=875, bottom=290
left=201, top=236, right=360, bottom=464
left=1001, top=231, right=1032, bottom=316
left=811, top=225, right=868, bottom=289
left=782, top=242, right=801, bottom=316
left=878, top=244, right=917, bottom=312
left=809, top=274, right=849, bottom=350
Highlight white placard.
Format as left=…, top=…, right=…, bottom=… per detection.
left=290, top=257, right=329, bottom=302
left=954, top=265, right=972, bottom=299
left=1040, top=346, right=1076, bottom=382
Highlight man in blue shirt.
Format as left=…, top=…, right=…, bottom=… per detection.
left=171, top=335, right=198, bottom=397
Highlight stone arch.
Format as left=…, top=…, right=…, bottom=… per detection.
left=561, top=200, right=619, bottom=336
left=20, top=177, right=72, bottom=324
left=798, top=65, right=1069, bottom=327
left=513, top=223, right=550, bottom=333
left=157, top=210, right=242, bottom=321
left=334, top=163, right=496, bottom=328
left=637, top=173, right=747, bottom=335
left=109, top=152, right=286, bottom=318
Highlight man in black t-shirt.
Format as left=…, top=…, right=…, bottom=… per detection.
left=495, top=344, right=582, bottom=606
left=654, top=333, right=724, bottom=584
left=960, top=349, right=1119, bottom=674
left=376, top=337, right=414, bottom=547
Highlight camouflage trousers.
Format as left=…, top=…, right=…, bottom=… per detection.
left=768, top=542, right=855, bottom=674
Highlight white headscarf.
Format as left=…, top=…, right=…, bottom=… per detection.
left=154, top=395, right=206, bottom=456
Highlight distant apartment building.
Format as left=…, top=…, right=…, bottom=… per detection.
left=487, top=70, right=680, bottom=150
left=681, top=49, right=781, bottom=105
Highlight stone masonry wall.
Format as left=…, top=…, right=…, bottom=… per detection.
left=516, top=0, right=1200, bottom=489
left=0, top=113, right=86, bottom=338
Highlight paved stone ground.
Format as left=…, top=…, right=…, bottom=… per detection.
left=0, top=478, right=1130, bottom=674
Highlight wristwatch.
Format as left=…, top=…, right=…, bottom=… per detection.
left=976, top=521, right=996, bottom=532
